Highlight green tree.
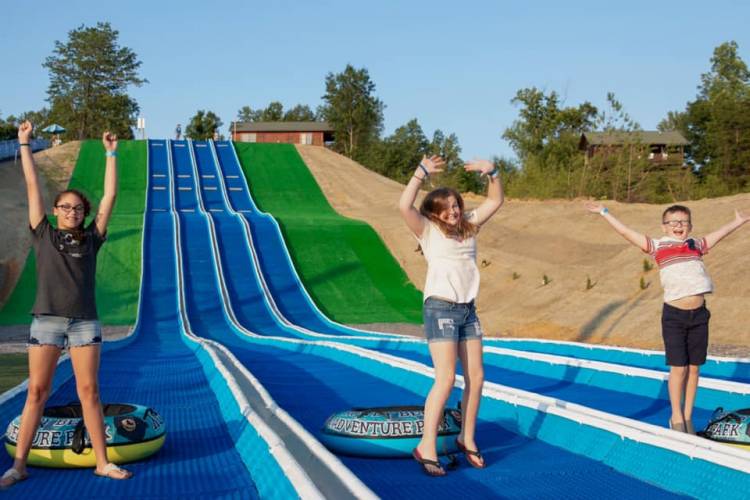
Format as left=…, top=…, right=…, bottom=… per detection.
left=283, top=104, right=317, bottom=121
left=320, top=64, right=384, bottom=160
left=43, top=22, right=146, bottom=140
left=502, top=87, right=597, bottom=198
left=186, top=110, right=223, bottom=139
left=236, top=105, right=260, bottom=123
left=375, top=118, right=429, bottom=182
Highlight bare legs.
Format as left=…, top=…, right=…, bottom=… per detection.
left=668, top=364, right=700, bottom=433
left=0, top=345, right=61, bottom=487
left=69, top=345, right=131, bottom=479
left=1, top=344, right=131, bottom=487
left=416, top=338, right=484, bottom=474
left=457, top=339, right=485, bottom=466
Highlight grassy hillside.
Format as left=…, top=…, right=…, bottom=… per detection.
left=234, top=143, right=423, bottom=324
left=0, top=140, right=146, bottom=325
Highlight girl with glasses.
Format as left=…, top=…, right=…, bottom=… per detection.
left=1, top=121, right=132, bottom=489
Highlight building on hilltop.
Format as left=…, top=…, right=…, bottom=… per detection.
left=579, top=130, right=689, bottom=166
left=230, top=121, right=334, bottom=146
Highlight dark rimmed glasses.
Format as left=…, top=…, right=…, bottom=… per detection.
left=55, top=204, right=85, bottom=214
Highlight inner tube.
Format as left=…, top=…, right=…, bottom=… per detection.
left=4, top=403, right=166, bottom=468
left=320, top=405, right=462, bottom=457
left=699, top=407, right=750, bottom=449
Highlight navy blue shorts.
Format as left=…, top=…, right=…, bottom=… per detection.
left=423, top=297, right=483, bottom=344
left=661, top=303, right=710, bottom=366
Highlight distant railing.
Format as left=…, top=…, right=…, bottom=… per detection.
left=0, top=138, right=50, bottom=162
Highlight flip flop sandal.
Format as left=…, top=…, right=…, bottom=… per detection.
left=412, top=448, right=446, bottom=477
left=94, top=463, right=133, bottom=480
left=456, top=438, right=486, bottom=469
left=0, top=468, right=28, bottom=489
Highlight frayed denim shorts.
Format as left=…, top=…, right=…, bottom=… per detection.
left=423, top=297, right=483, bottom=344
left=29, top=315, right=102, bottom=349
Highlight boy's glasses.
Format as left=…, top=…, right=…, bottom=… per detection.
left=662, top=220, right=691, bottom=227
left=55, top=204, right=85, bottom=214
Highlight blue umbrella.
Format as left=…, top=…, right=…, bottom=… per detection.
left=42, top=124, right=66, bottom=134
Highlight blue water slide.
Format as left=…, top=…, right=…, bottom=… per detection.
left=0, top=139, right=300, bottom=499
left=173, top=140, right=702, bottom=498
left=212, top=140, right=401, bottom=338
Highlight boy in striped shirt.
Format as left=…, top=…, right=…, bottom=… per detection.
left=585, top=202, right=749, bottom=434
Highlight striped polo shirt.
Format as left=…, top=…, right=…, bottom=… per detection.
left=644, top=236, right=713, bottom=302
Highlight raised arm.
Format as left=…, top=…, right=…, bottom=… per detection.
left=18, top=121, right=45, bottom=228
left=703, top=209, right=750, bottom=250
left=584, top=201, right=649, bottom=252
left=398, top=155, right=445, bottom=237
left=95, top=132, right=118, bottom=235
left=463, top=159, right=504, bottom=226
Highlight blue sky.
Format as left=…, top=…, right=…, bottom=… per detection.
left=2, top=0, right=749, bottom=160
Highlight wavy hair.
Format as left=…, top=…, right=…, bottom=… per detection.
left=419, top=187, right=478, bottom=239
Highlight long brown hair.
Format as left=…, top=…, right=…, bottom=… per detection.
left=419, top=187, right=478, bottom=239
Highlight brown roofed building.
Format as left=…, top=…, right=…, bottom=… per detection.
left=579, top=131, right=689, bottom=166
left=231, top=121, right=335, bottom=146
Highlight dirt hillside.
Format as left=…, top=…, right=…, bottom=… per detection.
left=0, top=142, right=80, bottom=305
left=297, top=145, right=750, bottom=354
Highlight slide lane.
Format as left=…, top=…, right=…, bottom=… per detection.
left=213, top=140, right=401, bottom=338
left=180, top=140, right=706, bottom=498
left=489, top=338, right=750, bottom=384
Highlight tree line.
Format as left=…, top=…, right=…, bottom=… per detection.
left=5, top=21, right=748, bottom=203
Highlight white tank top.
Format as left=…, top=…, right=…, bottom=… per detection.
left=417, top=212, right=479, bottom=303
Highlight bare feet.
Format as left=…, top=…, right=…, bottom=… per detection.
left=0, top=468, right=28, bottom=489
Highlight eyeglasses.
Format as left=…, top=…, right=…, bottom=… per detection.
left=55, top=204, right=85, bottom=214
left=662, top=219, right=691, bottom=227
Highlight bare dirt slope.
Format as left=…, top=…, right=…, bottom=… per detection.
left=297, top=145, right=750, bottom=354
left=0, top=142, right=80, bottom=305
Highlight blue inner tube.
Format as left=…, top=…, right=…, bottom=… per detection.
left=4, top=402, right=166, bottom=468
left=699, top=407, right=750, bottom=448
left=320, top=405, right=461, bottom=457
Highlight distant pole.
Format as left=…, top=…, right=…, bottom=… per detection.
left=137, top=116, right=146, bottom=140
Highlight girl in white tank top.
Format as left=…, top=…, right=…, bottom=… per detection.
left=399, top=155, right=504, bottom=476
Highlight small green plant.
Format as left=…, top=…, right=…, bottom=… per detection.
left=542, top=274, right=551, bottom=286
left=643, top=259, right=654, bottom=272
left=512, top=271, right=520, bottom=280
left=586, top=275, right=596, bottom=290
left=640, top=276, right=650, bottom=290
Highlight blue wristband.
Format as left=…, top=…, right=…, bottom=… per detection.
left=600, top=207, right=609, bottom=215
left=105, top=151, right=117, bottom=158
left=489, top=168, right=499, bottom=178
left=418, top=163, right=429, bottom=177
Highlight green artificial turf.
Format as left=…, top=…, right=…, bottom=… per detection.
left=0, top=140, right=146, bottom=325
left=0, top=354, right=28, bottom=394
left=234, top=143, right=422, bottom=324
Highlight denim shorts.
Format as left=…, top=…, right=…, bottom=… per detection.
left=661, top=303, right=710, bottom=366
left=423, top=297, right=483, bottom=343
left=29, top=315, right=102, bottom=349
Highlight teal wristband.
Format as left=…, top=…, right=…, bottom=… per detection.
left=489, top=168, right=499, bottom=178
left=600, top=207, right=609, bottom=215
left=105, top=151, right=117, bottom=158
left=418, top=163, right=429, bottom=177
left=18, top=143, right=30, bottom=147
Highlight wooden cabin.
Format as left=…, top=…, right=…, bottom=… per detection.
left=230, top=121, right=334, bottom=146
left=579, top=131, right=689, bottom=166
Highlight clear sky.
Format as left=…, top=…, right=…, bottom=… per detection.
left=2, top=0, right=749, bottom=160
